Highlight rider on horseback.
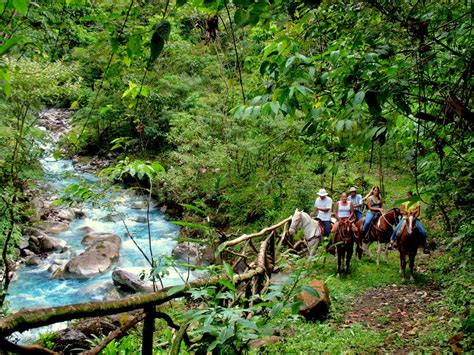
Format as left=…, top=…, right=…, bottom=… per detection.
left=310, top=188, right=333, bottom=238
left=389, top=191, right=429, bottom=254
left=361, top=186, right=383, bottom=240
left=332, top=192, right=355, bottom=230
left=347, top=187, right=363, bottom=220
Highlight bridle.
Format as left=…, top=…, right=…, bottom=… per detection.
left=290, top=212, right=311, bottom=232
left=380, top=209, right=397, bottom=229
left=337, top=220, right=353, bottom=244
left=290, top=212, right=320, bottom=242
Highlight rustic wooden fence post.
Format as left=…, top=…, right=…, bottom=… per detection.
left=269, top=230, right=275, bottom=272
left=142, top=306, right=155, bottom=354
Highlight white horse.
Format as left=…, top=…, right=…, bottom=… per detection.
left=288, top=209, right=323, bottom=256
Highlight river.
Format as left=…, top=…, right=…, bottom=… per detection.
left=6, top=109, right=193, bottom=340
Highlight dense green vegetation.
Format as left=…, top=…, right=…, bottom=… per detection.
left=0, top=0, right=472, bottom=352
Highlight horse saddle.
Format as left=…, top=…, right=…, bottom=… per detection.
left=370, top=213, right=383, bottom=230
left=312, top=218, right=326, bottom=238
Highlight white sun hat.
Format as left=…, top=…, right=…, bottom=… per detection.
left=317, top=188, right=328, bottom=196
left=349, top=187, right=357, bottom=192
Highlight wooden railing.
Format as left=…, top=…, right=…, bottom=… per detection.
left=0, top=216, right=293, bottom=354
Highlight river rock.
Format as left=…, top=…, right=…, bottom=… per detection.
left=172, top=242, right=215, bottom=265
left=77, top=226, right=94, bottom=234
left=18, top=239, right=29, bottom=250
left=21, top=248, right=35, bottom=257
left=45, top=221, right=69, bottom=234
left=130, top=201, right=149, bottom=209
left=81, top=281, right=115, bottom=297
left=25, top=255, right=44, bottom=266
left=297, top=279, right=330, bottom=321
left=26, top=234, right=67, bottom=254
left=82, top=232, right=121, bottom=246
left=112, top=269, right=154, bottom=294
left=24, top=226, right=49, bottom=238
left=72, top=208, right=86, bottom=219
left=52, top=329, right=89, bottom=353
left=48, top=264, right=61, bottom=274
left=56, top=209, right=75, bottom=221
left=40, top=235, right=68, bottom=252
left=131, top=216, right=148, bottom=223
left=101, top=213, right=122, bottom=223
left=56, top=239, right=121, bottom=279
left=74, top=317, right=118, bottom=337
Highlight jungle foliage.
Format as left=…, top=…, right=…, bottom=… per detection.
left=0, top=0, right=472, bottom=351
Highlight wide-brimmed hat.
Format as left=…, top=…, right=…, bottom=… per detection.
left=349, top=187, right=357, bottom=192
left=317, top=188, right=328, bottom=196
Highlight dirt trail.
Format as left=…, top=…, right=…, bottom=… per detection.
left=338, top=252, right=459, bottom=351
left=343, top=284, right=443, bottom=338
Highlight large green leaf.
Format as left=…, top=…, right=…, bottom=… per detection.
left=155, top=20, right=171, bottom=41
left=353, top=90, right=365, bottom=108
left=12, top=0, right=29, bottom=16
left=126, top=34, right=142, bottom=57
left=0, top=37, right=22, bottom=57
left=148, top=20, right=171, bottom=68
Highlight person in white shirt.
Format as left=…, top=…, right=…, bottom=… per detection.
left=347, top=187, right=363, bottom=220
left=310, top=188, right=333, bottom=236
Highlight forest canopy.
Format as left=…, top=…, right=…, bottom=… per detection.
left=0, top=0, right=472, bottom=352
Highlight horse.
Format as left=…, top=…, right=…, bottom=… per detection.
left=398, top=212, right=422, bottom=282
left=333, top=219, right=357, bottom=278
left=356, top=208, right=400, bottom=265
left=288, top=209, right=324, bottom=257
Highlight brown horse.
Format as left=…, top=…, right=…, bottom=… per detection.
left=333, top=219, right=357, bottom=278
left=398, top=212, right=422, bottom=282
left=356, top=208, right=400, bottom=265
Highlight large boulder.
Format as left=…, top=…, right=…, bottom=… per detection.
left=82, top=232, right=121, bottom=246
left=112, top=269, right=154, bottom=293
left=56, top=209, right=75, bottom=221
left=23, top=227, right=49, bottom=238
left=27, top=233, right=68, bottom=254
left=55, top=238, right=121, bottom=279
left=40, top=235, right=68, bottom=252
left=25, top=255, right=45, bottom=266
left=44, top=221, right=69, bottom=234
left=297, top=279, right=330, bottom=321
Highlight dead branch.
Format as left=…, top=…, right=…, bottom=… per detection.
left=224, top=216, right=292, bottom=247
left=0, top=338, right=56, bottom=354
left=85, top=313, right=146, bottom=355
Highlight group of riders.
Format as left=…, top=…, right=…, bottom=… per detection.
left=309, top=186, right=429, bottom=254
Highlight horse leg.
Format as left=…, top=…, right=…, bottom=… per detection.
left=384, top=242, right=389, bottom=263
left=400, top=250, right=406, bottom=282
left=308, top=239, right=315, bottom=257
left=346, top=242, right=354, bottom=277
left=363, top=241, right=372, bottom=258
left=337, top=245, right=342, bottom=279
left=409, top=251, right=416, bottom=282
left=376, top=241, right=382, bottom=265
left=356, top=236, right=363, bottom=260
